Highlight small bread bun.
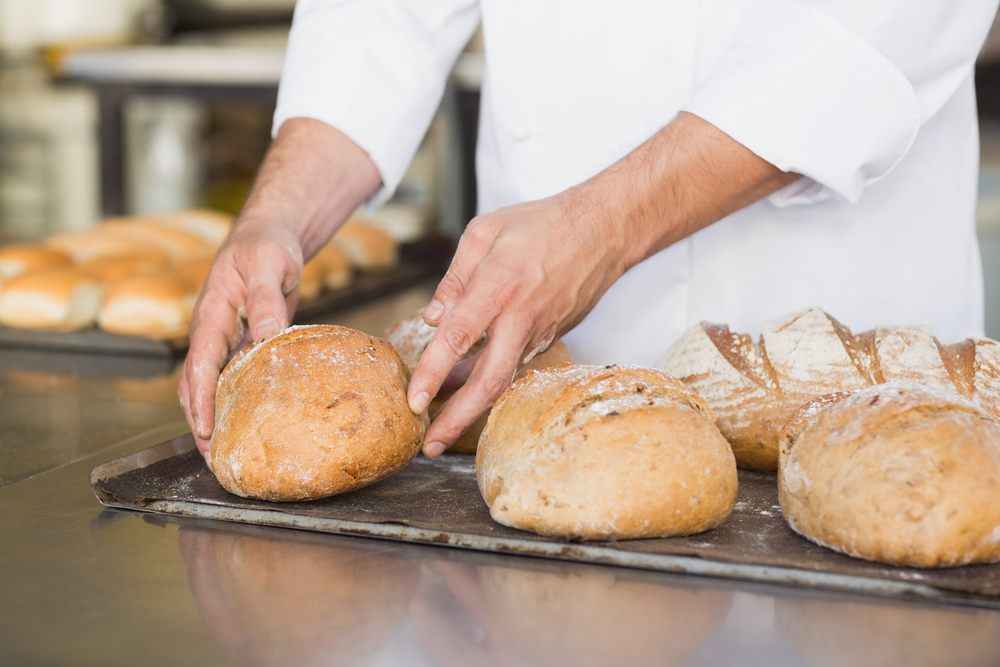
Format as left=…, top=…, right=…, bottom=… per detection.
left=92, top=219, right=215, bottom=264
left=81, top=255, right=169, bottom=284
left=314, top=241, right=353, bottom=291
left=299, top=257, right=323, bottom=303
left=45, top=232, right=171, bottom=265
left=0, top=267, right=104, bottom=330
left=174, top=258, right=214, bottom=291
left=0, top=245, right=71, bottom=281
left=97, top=272, right=196, bottom=340
left=477, top=363, right=738, bottom=540
left=333, top=220, right=398, bottom=271
left=154, top=209, right=233, bottom=245
left=212, top=325, right=428, bottom=501
left=778, top=381, right=1000, bottom=567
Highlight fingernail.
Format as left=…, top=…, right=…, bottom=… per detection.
left=410, top=391, right=431, bottom=414
left=425, top=441, right=446, bottom=458
left=424, top=300, right=444, bottom=321
left=194, top=415, right=204, bottom=437
left=202, top=449, right=213, bottom=472
left=255, top=317, right=280, bottom=341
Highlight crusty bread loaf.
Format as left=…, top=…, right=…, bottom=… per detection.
left=477, top=363, right=737, bottom=539
left=97, top=272, right=197, bottom=340
left=0, top=245, right=71, bottom=281
left=384, top=310, right=571, bottom=453
left=212, top=325, right=428, bottom=501
left=333, top=219, right=398, bottom=271
left=81, top=255, right=169, bottom=284
left=658, top=307, right=1000, bottom=471
left=778, top=381, right=1000, bottom=567
left=0, top=266, right=104, bottom=330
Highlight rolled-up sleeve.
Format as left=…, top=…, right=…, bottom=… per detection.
left=681, top=0, right=998, bottom=205
left=274, top=0, right=480, bottom=208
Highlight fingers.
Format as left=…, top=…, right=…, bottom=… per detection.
left=244, top=246, right=299, bottom=342
left=422, top=220, right=497, bottom=327
left=423, top=319, right=526, bottom=457
left=439, top=349, right=482, bottom=393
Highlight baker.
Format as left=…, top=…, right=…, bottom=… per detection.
left=178, top=0, right=998, bottom=460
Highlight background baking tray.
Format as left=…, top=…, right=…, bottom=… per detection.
left=90, top=433, right=1000, bottom=610
left=0, top=237, right=451, bottom=358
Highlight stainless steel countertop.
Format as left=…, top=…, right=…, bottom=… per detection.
left=3, top=281, right=1000, bottom=667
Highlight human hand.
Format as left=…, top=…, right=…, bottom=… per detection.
left=178, top=216, right=303, bottom=462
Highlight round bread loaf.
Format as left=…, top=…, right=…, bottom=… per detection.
left=778, top=381, right=1000, bottom=567
left=384, top=310, right=572, bottom=454
left=212, top=325, right=428, bottom=501
left=477, top=363, right=738, bottom=540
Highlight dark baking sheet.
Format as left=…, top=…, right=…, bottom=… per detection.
left=0, top=238, right=450, bottom=358
left=90, top=434, right=1000, bottom=609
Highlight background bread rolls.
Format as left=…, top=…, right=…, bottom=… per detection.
left=212, top=325, right=428, bottom=501
left=98, top=273, right=197, bottom=340
left=384, top=310, right=571, bottom=453
left=0, top=267, right=104, bottom=331
left=477, top=363, right=737, bottom=539
left=0, top=245, right=71, bottom=281
left=659, top=307, right=1000, bottom=471
left=778, top=381, right=1000, bottom=567
left=333, top=219, right=398, bottom=271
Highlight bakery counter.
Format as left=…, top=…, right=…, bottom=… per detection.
left=3, top=281, right=1000, bottom=666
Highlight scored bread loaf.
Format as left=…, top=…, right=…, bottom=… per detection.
left=211, top=325, right=428, bottom=501
left=384, top=310, right=572, bottom=453
left=0, top=245, right=71, bottom=281
left=0, top=267, right=104, bottom=330
left=477, top=363, right=737, bottom=540
left=658, top=307, right=1000, bottom=471
left=778, top=381, right=1000, bottom=568
left=98, top=272, right=197, bottom=340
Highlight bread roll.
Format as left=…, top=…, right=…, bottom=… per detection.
left=97, top=272, right=197, bottom=340
left=778, top=381, right=1000, bottom=567
left=44, top=231, right=171, bottom=265
left=477, top=363, right=737, bottom=539
left=298, top=256, right=323, bottom=303
left=314, top=241, right=353, bottom=290
left=333, top=219, right=398, bottom=271
left=154, top=209, right=233, bottom=245
left=384, top=311, right=571, bottom=453
left=212, top=325, right=428, bottom=501
left=92, top=219, right=215, bottom=263
left=174, top=258, right=213, bottom=291
left=0, top=245, right=71, bottom=281
left=0, top=267, right=104, bottom=330
left=658, top=306, right=1000, bottom=471
left=81, top=255, right=169, bottom=284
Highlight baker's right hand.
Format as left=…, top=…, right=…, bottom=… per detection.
left=178, top=216, right=303, bottom=462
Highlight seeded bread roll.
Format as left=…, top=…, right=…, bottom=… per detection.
left=0, top=245, right=71, bottom=281
left=212, top=325, right=428, bottom=501
left=778, top=381, right=1000, bottom=567
left=658, top=307, right=1000, bottom=472
left=0, top=266, right=104, bottom=330
left=98, top=272, right=197, bottom=340
left=384, top=310, right=571, bottom=453
left=477, top=363, right=738, bottom=540
left=333, top=220, right=398, bottom=271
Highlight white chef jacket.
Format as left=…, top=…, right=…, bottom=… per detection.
left=275, top=0, right=999, bottom=366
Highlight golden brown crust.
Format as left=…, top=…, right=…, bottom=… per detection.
left=212, top=325, right=428, bottom=501
left=313, top=242, right=353, bottom=291
left=778, top=381, right=1000, bottom=567
left=81, top=255, right=169, bottom=283
left=333, top=220, right=398, bottom=270
left=477, top=363, right=737, bottom=540
left=98, top=272, right=197, bottom=339
left=44, top=232, right=172, bottom=265
left=0, top=245, right=72, bottom=280
left=91, top=219, right=215, bottom=264
left=659, top=307, right=1000, bottom=472
left=0, top=266, right=104, bottom=330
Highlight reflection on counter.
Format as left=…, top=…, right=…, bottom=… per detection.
left=179, top=525, right=420, bottom=667
left=776, top=594, right=1000, bottom=667
left=411, top=559, right=734, bottom=667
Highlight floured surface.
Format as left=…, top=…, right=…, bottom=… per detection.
left=91, top=434, right=1000, bottom=608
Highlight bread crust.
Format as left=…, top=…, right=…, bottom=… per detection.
left=211, top=325, right=428, bottom=501
left=0, top=245, right=71, bottom=280
left=98, top=272, right=196, bottom=339
left=333, top=220, right=398, bottom=270
left=0, top=266, right=104, bottom=330
left=477, top=363, right=737, bottom=540
left=778, top=381, right=1000, bottom=567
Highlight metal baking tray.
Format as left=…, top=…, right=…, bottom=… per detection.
left=0, top=238, right=451, bottom=358
left=90, top=433, right=1000, bottom=609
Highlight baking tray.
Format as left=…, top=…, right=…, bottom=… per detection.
left=90, top=433, right=1000, bottom=609
left=0, top=238, right=451, bottom=358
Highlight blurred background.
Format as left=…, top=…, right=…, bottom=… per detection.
left=2, top=0, right=1000, bottom=333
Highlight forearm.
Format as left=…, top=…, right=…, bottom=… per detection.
left=565, top=111, right=801, bottom=273
left=238, top=118, right=382, bottom=259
